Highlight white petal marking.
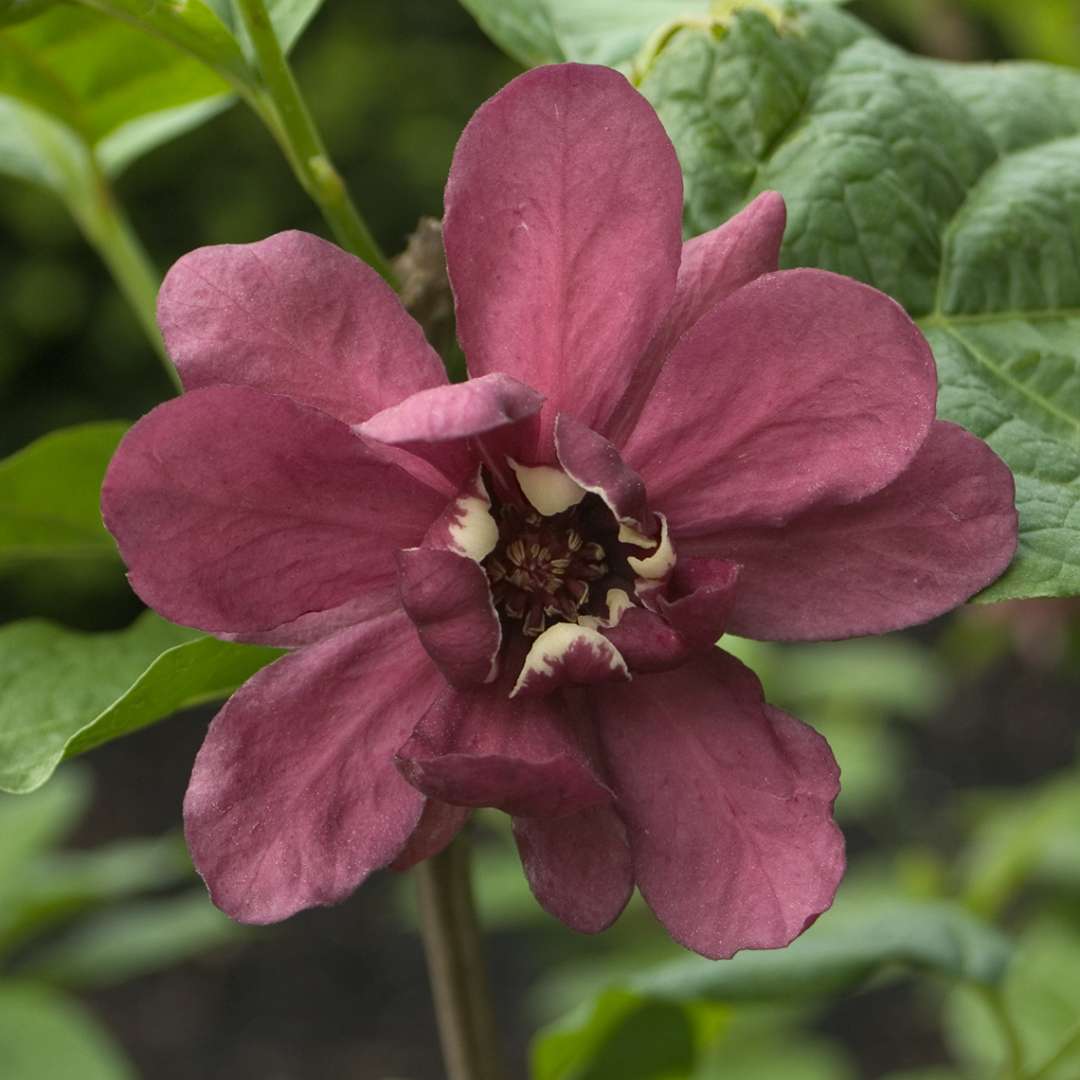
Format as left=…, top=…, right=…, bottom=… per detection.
left=627, top=513, right=676, bottom=580
left=510, top=623, right=628, bottom=698
left=509, top=460, right=586, bottom=516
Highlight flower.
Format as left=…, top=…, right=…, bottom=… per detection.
left=101, top=64, right=1017, bottom=959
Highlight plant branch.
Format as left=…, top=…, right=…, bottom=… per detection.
left=415, top=834, right=506, bottom=1080
left=233, top=0, right=397, bottom=285
left=77, top=171, right=180, bottom=393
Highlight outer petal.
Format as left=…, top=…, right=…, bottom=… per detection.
left=595, top=650, right=844, bottom=959
left=396, top=679, right=611, bottom=818
left=396, top=547, right=501, bottom=687
left=357, top=373, right=543, bottom=487
left=444, top=64, right=682, bottom=447
left=159, top=230, right=446, bottom=424
left=513, top=805, right=633, bottom=934
left=391, top=801, right=471, bottom=872
left=706, top=421, right=1018, bottom=641
left=101, top=386, right=448, bottom=637
left=609, top=192, right=787, bottom=444
left=621, top=269, right=937, bottom=534
left=184, top=611, right=446, bottom=923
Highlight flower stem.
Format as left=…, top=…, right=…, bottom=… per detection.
left=77, top=171, right=181, bottom=393
left=979, top=984, right=1025, bottom=1080
left=415, top=834, right=506, bottom=1080
left=233, top=0, right=397, bottom=286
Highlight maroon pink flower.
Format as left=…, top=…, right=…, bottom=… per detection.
left=101, top=64, right=1017, bottom=959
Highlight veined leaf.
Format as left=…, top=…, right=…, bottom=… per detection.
left=0, top=612, right=281, bottom=794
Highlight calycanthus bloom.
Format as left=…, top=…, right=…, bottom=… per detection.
left=101, top=64, right=1018, bottom=959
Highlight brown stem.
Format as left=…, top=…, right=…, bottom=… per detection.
left=415, top=834, right=506, bottom=1080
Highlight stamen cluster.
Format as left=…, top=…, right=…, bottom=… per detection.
left=484, top=503, right=609, bottom=636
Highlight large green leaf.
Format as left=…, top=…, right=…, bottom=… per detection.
left=634, top=5, right=1080, bottom=600
left=457, top=0, right=846, bottom=72
left=0, top=422, right=127, bottom=568
left=0, top=983, right=134, bottom=1080
left=0, top=611, right=281, bottom=794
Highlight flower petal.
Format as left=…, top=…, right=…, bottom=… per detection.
left=357, top=373, right=543, bottom=487
left=397, top=547, right=501, bottom=687
left=511, top=623, right=630, bottom=699
left=609, top=192, right=787, bottom=444
left=444, top=64, right=682, bottom=447
left=595, top=650, right=844, bottom=959
left=656, top=558, right=740, bottom=651
left=391, top=800, right=471, bottom=872
left=396, top=679, right=611, bottom=818
left=555, top=413, right=651, bottom=532
left=621, top=269, right=937, bottom=534
left=184, top=611, right=446, bottom=923
left=102, top=386, right=448, bottom=637
left=159, top=230, right=446, bottom=423
left=705, top=421, right=1018, bottom=640
left=513, top=805, right=633, bottom=933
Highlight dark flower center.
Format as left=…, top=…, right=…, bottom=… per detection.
left=484, top=497, right=621, bottom=637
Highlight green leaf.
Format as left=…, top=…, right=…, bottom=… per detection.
left=637, top=5, right=1080, bottom=600
left=0, top=983, right=134, bottom=1080
left=0, top=767, right=90, bottom=880
left=19, top=891, right=242, bottom=988
left=632, top=901, right=1010, bottom=1004
left=533, top=988, right=698, bottom=1080
left=0, top=0, right=58, bottom=27
left=0, top=0, right=327, bottom=218
left=959, top=767, right=1080, bottom=918
left=458, top=0, right=847, bottom=73
left=0, top=422, right=127, bottom=568
left=0, top=611, right=281, bottom=795
left=946, top=918, right=1080, bottom=1080
left=0, top=834, right=196, bottom=956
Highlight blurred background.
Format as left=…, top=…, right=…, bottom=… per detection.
left=1, top=1, right=1078, bottom=1077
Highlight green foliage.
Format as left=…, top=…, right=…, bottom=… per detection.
left=947, top=918, right=1080, bottom=1079
left=0, top=0, right=325, bottom=225
left=19, top=893, right=241, bottom=987
left=533, top=900, right=1010, bottom=1078
left=0, top=611, right=281, bottom=794
left=0, top=422, right=126, bottom=567
left=0, top=982, right=134, bottom=1080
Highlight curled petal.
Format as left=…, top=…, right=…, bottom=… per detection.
left=621, top=269, right=937, bottom=534
left=708, top=421, right=1018, bottom=640
left=101, top=386, right=448, bottom=637
left=444, top=63, right=682, bottom=448
left=511, top=623, right=630, bottom=699
left=357, top=373, right=544, bottom=487
left=422, top=470, right=500, bottom=563
left=159, top=230, right=445, bottom=423
left=656, top=558, right=740, bottom=651
left=555, top=412, right=651, bottom=532
left=184, top=612, right=446, bottom=923
left=397, top=547, right=501, bottom=687
left=396, top=679, right=611, bottom=818
left=513, top=805, right=633, bottom=934
left=602, top=559, right=738, bottom=673
left=595, top=650, right=844, bottom=959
